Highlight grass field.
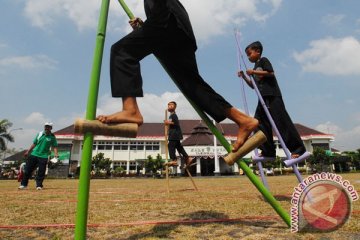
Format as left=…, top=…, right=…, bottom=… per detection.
left=0, top=173, right=359, bottom=240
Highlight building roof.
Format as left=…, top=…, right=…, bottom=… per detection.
left=54, top=120, right=333, bottom=139
left=3, top=150, right=27, bottom=162
left=181, top=122, right=222, bottom=146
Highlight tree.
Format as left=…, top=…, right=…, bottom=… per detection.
left=92, top=153, right=111, bottom=177
left=308, top=147, right=332, bottom=172
left=355, top=149, right=360, bottom=171
left=0, top=119, right=14, bottom=151
left=145, top=154, right=164, bottom=177
left=342, top=149, right=360, bottom=171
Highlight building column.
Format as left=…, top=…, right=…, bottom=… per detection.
left=196, top=157, right=201, bottom=176
left=214, top=157, right=220, bottom=176
left=233, top=162, right=239, bottom=174
left=176, top=158, right=181, bottom=176
left=111, top=142, right=114, bottom=169
left=213, top=134, right=220, bottom=176
left=78, top=140, right=83, bottom=167
left=127, top=143, right=130, bottom=174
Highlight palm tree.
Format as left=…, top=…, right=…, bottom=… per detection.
left=0, top=119, right=14, bottom=151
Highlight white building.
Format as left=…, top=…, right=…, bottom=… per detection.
left=54, top=120, right=334, bottom=176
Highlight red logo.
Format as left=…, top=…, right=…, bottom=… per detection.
left=299, top=181, right=351, bottom=231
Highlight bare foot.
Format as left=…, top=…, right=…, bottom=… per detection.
left=164, top=160, right=178, bottom=167
left=185, top=157, right=194, bottom=166
left=96, top=110, right=143, bottom=125
left=183, top=157, right=196, bottom=169
left=232, top=118, right=259, bottom=152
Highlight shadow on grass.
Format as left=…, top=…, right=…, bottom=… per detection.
left=177, top=188, right=197, bottom=192
left=256, top=194, right=292, bottom=202
left=274, top=194, right=292, bottom=201
left=126, top=210, right=280, bottom=240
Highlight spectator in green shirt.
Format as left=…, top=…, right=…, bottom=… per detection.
left=18, top=122, right=58, bottom=190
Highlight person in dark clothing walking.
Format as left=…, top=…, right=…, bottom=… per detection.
left=96, top=0, right=259, bottom=155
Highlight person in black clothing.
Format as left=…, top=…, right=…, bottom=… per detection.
left=96, top=0, right=259, bottom=154
left=238, top=41, right=306, bottom=158
left=164, top=101, right=193, bottom=167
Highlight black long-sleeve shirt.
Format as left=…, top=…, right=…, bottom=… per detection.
left=144, top=0, right=197, bottom=51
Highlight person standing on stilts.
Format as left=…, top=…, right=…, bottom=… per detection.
left=96, top=0, right=259, bottom=155
left=238, top=41, right=306, bottom=158
left=164, top=101, right=194, bottom=168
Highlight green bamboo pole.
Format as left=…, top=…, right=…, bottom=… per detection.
left=74, top=1, right=110, bottom=239
left=118, top=0, right=134, bottom=19
left=184, top=98, right=290, bottom=227
left=116, top=0, right=290, bottom=227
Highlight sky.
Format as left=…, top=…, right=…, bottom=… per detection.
left=1, top=0, right=360, bottom=152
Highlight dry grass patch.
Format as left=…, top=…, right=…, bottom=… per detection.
left=0, top=174, right=358, bottom=239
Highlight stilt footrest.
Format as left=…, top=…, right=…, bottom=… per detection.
left=74, top=118, right=138, bottom=138
left=223, top=131, right=267, bottom=165
left=284, top=152, right=311, bottom=167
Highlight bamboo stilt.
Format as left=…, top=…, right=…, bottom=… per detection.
left=223, top=131, right=267, bottom=165
left=74, top=118, right=138, bottom=137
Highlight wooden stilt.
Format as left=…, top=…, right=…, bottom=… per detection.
left=185, top=167, right=198, bottom=191
left=223, top=131, right=267, bottom=165
left=74, top=118, right=138, bottom=138
left=164, top=110, right=170, bottom=194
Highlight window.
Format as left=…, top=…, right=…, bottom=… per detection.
left=130, top=141, right=144, bottom=151
left=129, top=161, right=137, bottom=170
left=96, top=141, right=113, bottom=150
left=113, top=161, right=127, bottom=168
left=145, top=141, right=160, bottom=151
left=312, top=143, right=329, bottom=150
left=114, top=141, right=129, bottom=151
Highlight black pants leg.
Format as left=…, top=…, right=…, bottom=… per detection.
left=255, top=100, right=276, bottom=157
left=110, top=19, right=232, bottom=122
left=168, top=140, right=188, bottom=160
left=155, top=42, right=231, bottom=122
left=268, top=97, right=305, bottom=155
left=174, top=141, right=188, bottom=159
left=168, top=140, right=177, bottom=160
left=35, top=157, right=48, bottom=188
left=21, top=155, right=38, bottom=187
left=256, top=96, right=305, bottom=156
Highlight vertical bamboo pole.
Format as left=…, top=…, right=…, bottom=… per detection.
left=164, top=109, right=170, bottom=194
left=74, top=1, right=110, bottom=239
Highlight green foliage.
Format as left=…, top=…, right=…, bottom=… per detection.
left=308, top=147, right=332, bottom=172
left=92, top=152, right=112, bottom=176
left=145, top=154, right=164, bottom=177
left=262, top=156, right=282, bottom=169
left=341, top=148, right=360, bottom=171
left=0, top=119, right=14, bottom=151
left=114, top=166, right=125, bottom=173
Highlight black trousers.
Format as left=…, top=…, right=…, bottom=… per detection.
left=110, top=17, right=232, bottom=122
left=255, top=96, right=306, bottom=157
left=168, top=140, right=188, bottom=160
left=21, top=155, right=48, bottom=188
